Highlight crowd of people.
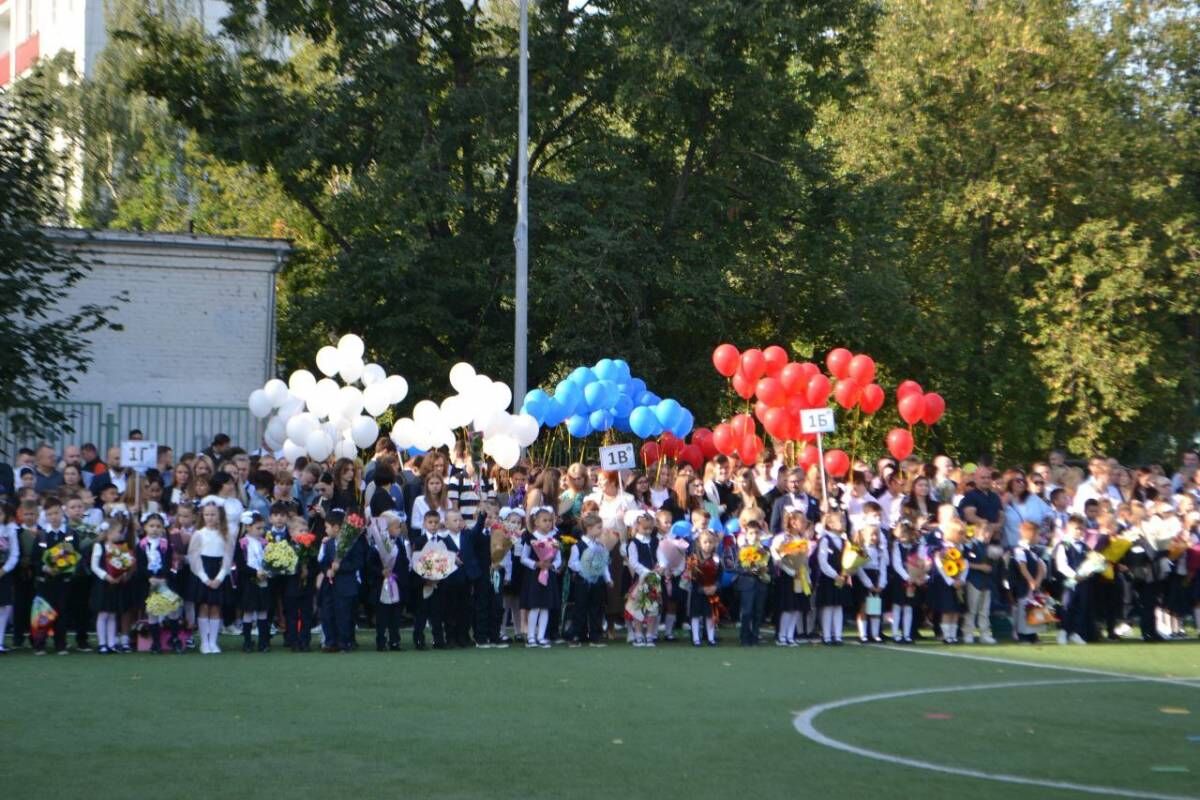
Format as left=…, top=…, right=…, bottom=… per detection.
left=0, top=432, right=1198, bottom=655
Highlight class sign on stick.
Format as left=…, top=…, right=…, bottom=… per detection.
left=599, top=443, right=636, bottom=471
left=121, top=440, right=158, bottom=472
left=799, top=408, right=835, bottom=507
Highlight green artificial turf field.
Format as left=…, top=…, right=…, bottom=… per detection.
left=3, top=636, right=1198, bottom=800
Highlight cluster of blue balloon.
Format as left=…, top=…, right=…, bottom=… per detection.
left=520, top=358, right=694, bottom=439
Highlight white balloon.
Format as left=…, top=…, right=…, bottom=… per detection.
left=248, top=389, right=273, bottom=419
left=263, top=427, right=284, bottom=451
left=384, top=375, right=409, bottom=405
left=512, top=413, right=540, bottom=447
left=321, top=421, right=340, bottom=441
left=449, top=362, right=477, bottom=394
left=288, top=369, right=317, bottom=400
left=305, top=430, right=334, bottom=462
left=489, top=381, right=513, bottom=412
left=439, top=395, right=472, bottom=430
left=338, top=385, right=364, bottom=419
left=334, top=440, right=358, bottom=459
left=487, top=434, right=520, bottom=469
left=278, top=394, right=305, bottom=420
left=285, top=412, right=318, bottom=444
left=362, top=383, right=390, bottom=417
left=412, top=399, right=441, bottom=428
left=432, top=426, right=456, bottom=449
left=266, top=414, right=287, bottom=441
left=470, top=373, right=494, bottom=400
left=390, top=418, right=418, bottom=449
left=315, top=346, right=340, bottom=377
left=483, top=411, right=512, bottom=439
left=350, top=416, right=380, bottom=449
left=412, top=426, right=435, bottom=452
left=337, top=333, right=365, bottom=360
left=472, top=404, right=503, bottom=434
left=308, top=378, right=340, bottom=419
left=282, top=439, right=306, bottom=463
left=263, top=379, right=289, bottom=407
left=338, top=354, right=365, bottom=385
left=361, top=363, right=386, bottom=387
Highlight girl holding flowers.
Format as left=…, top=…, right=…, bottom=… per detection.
left=623, top=510, right=661, bottom=647
left=888, top=521, right=923, bottom=644
left=236, top=510, right=273, bottom=652
left=1011, top=521, right=1048, bottom=643
left=90, top=514, right=136, bottom=654
left=929, top=519, right=969, bottom=644
left=188, top=497, right=234, bottom=654
left=771, top=510, right=812, bottom=646
left=816, top=511, right=852, bottom=646
left=136, top=512, right=182, bottom=653
left=687, top=529, right=723, bottom=646
left=519, top=506, right=562, bottom=648
left=852, top=524, right=889, bottom=644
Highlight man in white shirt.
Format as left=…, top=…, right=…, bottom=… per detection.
left=1072, top=456, right=1122, bottom=515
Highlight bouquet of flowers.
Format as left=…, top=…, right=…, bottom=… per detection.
left=43, top=542, right=81, bottom=577
left=624, top=572, right=662, bottom=622
left=1024, top=592, right=1058, bottom=627
left=1098, top=537, right=1133, bottom=581
left=104, top=544, right=136, bottom=581
left=264, top=539, right=299, bottom=576
left=336, top=513, right=367, bottom=559
left=531, top=537, right=559, bottom=586
left=687, top=555, right=726, bottom=623
left=658, top=537, right=689, bottom=576
left=580, top=543, right=610, bottom=584
left=1073, top=550, right=1110, bottom=583
left=31, top=595, right=57, bottom=638
left=291, top=531, right=319, bottom=562
left=905, top=552, right=930, bottom=597
left=738, top=544, right=770, bottom=582
left=940, top=546, right=965, bottom=579
left=558, top=535, right=578, bottom=559
left=841, top=542, right=869, bottom=579
left=413, top=542, right=457, bottom=598
left=779, top=538, right=812, bottom=595
left=145, top=585, right=183, bottom=617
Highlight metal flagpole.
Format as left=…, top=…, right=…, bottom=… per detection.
left=513, top=0, right=529, bottom=413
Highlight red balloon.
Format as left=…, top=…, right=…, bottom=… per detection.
left=921, top=392, right=946, bottom=426
left=781, top=410, right=801, bottom=441
left=847, top=354, right=876, bottom=385
left=798, top=443, right=820, bottom=469
left=780, top=363, right=808, bottom=396
left=712, top=344, right=740, bottom=378
left=762, top=345, right=789, bottom=377
left=694, top=429, right=719, bottom=461
left=896, top=380, right=923, bottom=401
left=762, top=406, right=790, bottom=440
left=730, top=413, right=755, bottom=440
left=898, top=393, right=926, bottom=426
left=678, top=444, right=703, bottom=471
left=753, top=400, right=771, bottom=423
left=732, top=371, right=756, bottom=400
left=712, top=423, right=737, bottom=456
left=834, top=378, right=862, bottom=410
left=886, top=428, right=914, bottom=461
left=640, top=442, right=661, bottom=466
left=785, top=394, right=807, bottom=414
left=799, top=362, right=821, bottom=381
left=659, top=432, right=682, bottom=458
left=825, top=348, right=853, bottom=380
left=805, top=374, right=832, bottom=407
left=755, top=377, right=786, bottom=407
left=740, top=348, right=767, bottom=381
left=859, top=383, right=885, bottom=414
left=824, top=449, right=850, bottom=478
left=739, top=434, right=764, bottom=464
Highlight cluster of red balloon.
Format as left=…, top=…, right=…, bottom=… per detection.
left=884, top=381, right=946, bottom=459
left=639, top=430, right=708, bottom=472
left=824, top=348, right=885, bottom=414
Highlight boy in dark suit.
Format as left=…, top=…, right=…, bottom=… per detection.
left=319, top=509, right=367, bottom=653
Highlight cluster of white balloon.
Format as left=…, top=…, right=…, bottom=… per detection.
left=247, top=334, right=409, bottom=463
left=389, top=362, right=538, bottom=469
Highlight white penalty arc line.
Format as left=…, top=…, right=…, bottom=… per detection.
left=793, top=678, right=1199, bottom=800
left=884, top=644, right=1200, bottom=689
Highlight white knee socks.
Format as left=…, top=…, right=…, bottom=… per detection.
left=902, top=606, right=912, bottom=639
left=691, top=618, right=702, bottom=644
left=705, top=616, right=716, bottom=642
left=856, top=616, right=868, bottom=640
left=869, top=616, right=881, bottom=640
left=96, top=612, right=111, bottom=648
left=941, top=621, right=957, bottom=643
left=0, top=605, right=10, bottom=646
left=821, top=607, right=834, bottom=642
left=664, top=613, right=676, bottom=637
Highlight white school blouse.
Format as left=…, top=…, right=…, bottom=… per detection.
left=187, top=527, right=233, bottom=583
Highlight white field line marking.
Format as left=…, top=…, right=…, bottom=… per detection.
left=793, top=678, right=1199, bottom=800
left=883, top=645, right=1200, bottom=689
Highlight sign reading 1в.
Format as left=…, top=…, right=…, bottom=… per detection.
left=598, top=443, right=636, bottom=471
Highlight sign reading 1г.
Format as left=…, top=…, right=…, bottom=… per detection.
left=598, top=443, right=636, bottom=471
left=121, top=440, right=159, bottom=472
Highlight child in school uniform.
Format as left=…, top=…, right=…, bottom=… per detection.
left=771, top=510, right=812, bottom=646
left=688, top=529, right=723, bottom=646
left=734, top=514, right=770, bottom=647
left=1053, top=514, right=1092, bottom=645
left=815, top=512, right=852, bottom=645
left=1011, top=521, right=1047, bottom=643
left=265, top=501, right=293, bottom=646
left=11, top=500, right=39, bottom=649
left=33, top=496, right=79, bottom=655
left=369, top=510, right=409, bottom=651
left=188, top=496, right=234, bottom=654
left=236, top=511, right=272, bottom=652
left=0, top=505, right=19, bottom=652
left=658, top=515, right=693, bottom=642
left=929, top=519, right=968, bottom=644
left=431, top=509, right=479, bottom=649
left=853, top=523, right=889, bottom=643
left=136, top=512, right=182, bottom=653
left=64, top=493, right=97, bottom=652
left=888, top=521, right=922, bottom=644
left=90, top=513, right=136, bottom=654
left=407, top=510, right=441, bottom=651
left=624, top=510, right=660, bottom=647
left=568, top=513, right=612, bottom=647
left=496, top=507, right=525, bottom=644
left=961, top=521, right=996, bottom=644
left=520, top=506, right=563, bottom=649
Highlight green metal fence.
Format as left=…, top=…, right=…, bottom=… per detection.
left=116, top=404, right=264, bottom=454
left=0, top=402, right=105, bottom=456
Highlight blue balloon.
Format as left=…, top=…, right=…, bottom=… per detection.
left=543, top=397, right=569, bottom=427
left=654, top=398, right=683, bottom=428
left=583, top=381, right=606, bottom=412
left=671, top=408, right=694, bottom=438
left=569, top=366, right=596, bottom=386
left=593, top=358, right=618, bottom=381
left=522, top=389, right=551, bottom=423
left=629, top=406, right=657, bottom=438
left=613, top=416, right=632, bottom=434
left=639, top=392, right=661, bottom=406
left=670, top=520, right=694, bottom=540
left=589, top=409, right=613, bottom=431
left=614, top=394, right=634, bottom=418
left=648, top=416, right=665, bottom=437
left=597, top=379, right=619, bottom=409
left=627, top=378, right=646, bottom=399
left=566, top=414, right=592, bottom=438
left=613, top=359, right=632, bottom=384
left=555, top=380, right=583, bottom=414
